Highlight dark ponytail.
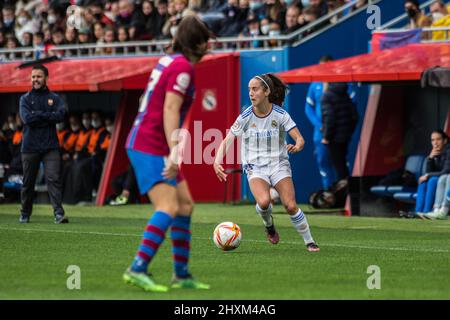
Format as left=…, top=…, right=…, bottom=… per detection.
left=254, top=73, right=288, bottom=106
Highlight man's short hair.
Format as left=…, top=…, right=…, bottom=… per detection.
left=32, top=64, right=49, bottom=77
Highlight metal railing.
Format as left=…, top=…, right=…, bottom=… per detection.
left=0, top=0, right=368, bottom=62
left=373, top=0, right=450, bottom=43
left=373, top=26, right=450, bottom=42
left=377, top=0, right=438, bottom=30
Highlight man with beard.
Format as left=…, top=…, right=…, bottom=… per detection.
left=18, top=65, right=68, bottom=224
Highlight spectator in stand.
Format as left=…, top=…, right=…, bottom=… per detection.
left=156, top=0, right=170, bottom=32
left=64, top=27, right=78, bottom=57
left=77, top=27, right=92, bottom=55
left=265, top=0, right=286, bottom=30
left=48, top=27, right=66, bottom=57
left=268, top=21, right=281, bottom=47
left=240, top=16, right=262, bottom=48
left=430, top=0, right=450, bottom=41
left=116, top=0, right=139, bottom=28
left=46, top=6, right=66, bottom=32
left=326, top=0, right=345, bottom=23
left=249, top=0, right=265, bottom=20
left=93, top=21, right=105, bottom=43
left=309, top=0, right=328, bottom=17
left=282, top=4, right=302, bottom=36
left=15, top=9, right=37, bottom=42
left=218, top=0, right=249, bottom=36
left=162, top=0, right=196, bottom=38
left=102, top=26, right=116, bottom=55
left=298, top=5, right=321, bottom=35
left=117, top=25, right=135, bottom=53
left=132, top=0, right=163, bottom=40
left=1, top=35, right=21, bottom=61
left=1, top=5, right=16, bottom=35
left=404, top=0, right=432, bottom=29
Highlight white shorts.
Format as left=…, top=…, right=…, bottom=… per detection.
left=243, top=161, right=292, bottom=187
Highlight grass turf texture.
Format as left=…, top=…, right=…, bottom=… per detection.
left=0, top=203, right=449, bottom=299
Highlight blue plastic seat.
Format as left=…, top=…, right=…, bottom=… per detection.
left=370, top=155, right=425, bottom=197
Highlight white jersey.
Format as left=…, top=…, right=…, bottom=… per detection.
left=230, top=104, right=297, bottom=167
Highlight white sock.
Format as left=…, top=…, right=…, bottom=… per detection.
left=256, top=203, right=273, bottom=227
left=290, top=209, right=314, bottom=245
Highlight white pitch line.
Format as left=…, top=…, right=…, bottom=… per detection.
left=1, top=226, right=449, bottom=253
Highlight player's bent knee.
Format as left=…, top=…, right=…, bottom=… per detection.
left=258, top=198, right=272, bottom=210
left=284, top=202, right=298, bottom=215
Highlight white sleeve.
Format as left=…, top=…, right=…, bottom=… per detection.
left=282, top=112, right=297, bottom=132
left=230, top=114, right=247, bottom=136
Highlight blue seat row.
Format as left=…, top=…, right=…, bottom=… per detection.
left=370, top=155, right=427, bottom=204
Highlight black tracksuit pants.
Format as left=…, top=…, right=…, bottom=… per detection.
left=21, top=149, right=64, bottom=216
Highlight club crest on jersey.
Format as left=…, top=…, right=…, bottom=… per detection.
left=271, top=120, right=277, bottom=128
left=48, top=99, right=54, bottom=106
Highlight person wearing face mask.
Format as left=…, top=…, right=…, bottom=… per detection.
left=56, top=120, right=69, bottom=148
left=268, top=22, right=281, bottom=47
left=404, top=0, right=431, bottom=29
left=240, top=16, right=262, bottom=48
left=430, top=0, right=450, bottom=41
left=1, top=6, right=16, bottom=35
left=18, top=65, right=68, bottom=224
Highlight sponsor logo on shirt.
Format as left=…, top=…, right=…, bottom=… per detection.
left=174, top=72, right=191, bottom=94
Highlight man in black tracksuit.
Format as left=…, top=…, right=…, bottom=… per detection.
left=19, top=64, right=68, bottom=224
left=321, top=82, right=359, bottom=182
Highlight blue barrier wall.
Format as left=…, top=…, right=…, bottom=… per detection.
left=238, top=0, right=407, bottom=203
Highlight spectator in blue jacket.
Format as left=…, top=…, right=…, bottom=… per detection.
left=18, top=64, right=68, bottom=224
left=305, top=55, right=355, bottom=190
left=413, top=130, right=450, bottom=217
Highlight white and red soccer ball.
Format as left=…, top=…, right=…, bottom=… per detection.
left=213, top=222, right=242, bottom=251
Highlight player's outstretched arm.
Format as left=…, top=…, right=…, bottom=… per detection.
left=286, top=127, right=305, bottom=154
left=213, top=131, right=236, bottom=182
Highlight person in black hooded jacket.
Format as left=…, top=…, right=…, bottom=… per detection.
left=321, top=82, right=358, bottom=182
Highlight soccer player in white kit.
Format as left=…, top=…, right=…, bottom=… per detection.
left=214, top=73, right=320, bottom=252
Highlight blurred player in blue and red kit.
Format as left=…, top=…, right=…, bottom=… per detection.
left=123, top=15, right=213, bottom=292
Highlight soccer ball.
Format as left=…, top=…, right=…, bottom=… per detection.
left=213, top=222, right=242, bottom=251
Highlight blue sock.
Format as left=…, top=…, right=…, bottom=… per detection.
left=131, top=211, right=173, bottom=273
left=170, top=215, right=191, bottom=278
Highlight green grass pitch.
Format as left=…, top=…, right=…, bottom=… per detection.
left=0, top=203, right=449, bottom=300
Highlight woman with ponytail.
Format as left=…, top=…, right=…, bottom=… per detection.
left=214, top=73, right=320, bottom=252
